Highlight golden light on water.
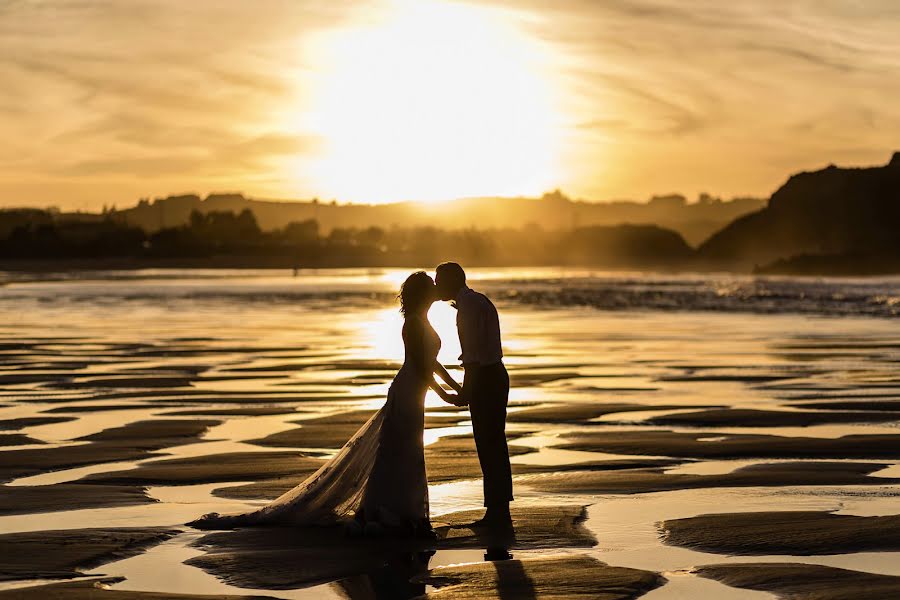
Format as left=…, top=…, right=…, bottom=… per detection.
left=302, top=0, right=562, bottom=203
left=355, top=301, right=461, bottom=407
left=358, top=302, right=462, bottom=364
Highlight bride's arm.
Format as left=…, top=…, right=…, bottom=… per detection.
left=433, top=362, right=463, bottom=393
left=407, top=320, right=462, bottom=404
left=428, top=377, right=455, bottom=402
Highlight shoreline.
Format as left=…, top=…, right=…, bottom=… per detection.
left=2, top=257, right=900, bottom=278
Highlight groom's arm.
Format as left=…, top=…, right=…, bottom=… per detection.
left=434, top=361, right=463, bottom=393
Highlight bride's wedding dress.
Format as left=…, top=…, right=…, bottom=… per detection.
left=190, top=316, right=439, bottom=531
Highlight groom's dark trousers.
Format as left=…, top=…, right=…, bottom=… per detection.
left=464, top=361, right=513, bottom=508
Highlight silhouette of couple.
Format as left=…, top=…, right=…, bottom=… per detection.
left=191, top=262, right=513, bottom=535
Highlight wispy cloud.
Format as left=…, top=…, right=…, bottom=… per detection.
left=2, top=0, right=899, bottom=207
left=0, top=0, right=358, bottom=205
left=55, top=133, right=319, bottom=177
left=468, top=0, right=900, bottom=197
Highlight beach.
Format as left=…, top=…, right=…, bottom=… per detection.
left=1, top=268, right=899, bottom=599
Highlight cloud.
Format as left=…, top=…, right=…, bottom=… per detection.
left=464, top=0, right=900, bottom=198
left=2, top=0, right=900, bottom=206
left=55, top=133, right=320, bottom=177
left=0, top=1, right=351, bottom=178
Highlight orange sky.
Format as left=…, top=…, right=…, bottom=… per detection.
left=2, top=0, right=899, bottom=210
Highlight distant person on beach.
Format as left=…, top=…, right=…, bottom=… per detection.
left=435, top=261, right=513, bottom=528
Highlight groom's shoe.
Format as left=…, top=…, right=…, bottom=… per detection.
left=470, top=506, right=513, bottom=530
left=484, top=546, right=514, bottom=561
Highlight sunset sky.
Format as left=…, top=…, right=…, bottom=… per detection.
left=2, top=0, right=899, bottom=210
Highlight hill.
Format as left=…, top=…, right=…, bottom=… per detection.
left=698, top=153, right=900, bottom=271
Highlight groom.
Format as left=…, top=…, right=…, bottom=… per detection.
left=435, top=262, right=513, bottom=528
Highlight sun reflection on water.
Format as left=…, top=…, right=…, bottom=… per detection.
left=355, top=302, right=462, bottom=365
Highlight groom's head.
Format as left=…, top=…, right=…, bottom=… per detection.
left=435, top=262, right=466, bottom=301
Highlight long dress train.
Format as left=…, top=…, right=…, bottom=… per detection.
left=189, top=317, right=438, bottom=530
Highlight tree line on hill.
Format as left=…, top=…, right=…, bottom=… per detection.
left=0, top=207, right=694, bottom=269
left=99, top=189, right=764, bottom=247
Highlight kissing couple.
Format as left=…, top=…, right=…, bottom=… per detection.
left=190, top=262, right=513, bottom=537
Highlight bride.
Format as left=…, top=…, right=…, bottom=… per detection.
left=189, top=271, right=463, bottom=536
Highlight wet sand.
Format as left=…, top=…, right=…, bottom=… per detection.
left=0, top=419, right=221, bottom=481
left=523, top=461, right=900, bottom=495
left=558, top=430, right=900, bottom=459
left=0, top=578, right=281, bottom=600
left=696, top=563, right=900, bottom=600
left=0, top=528, right=178, bottom=581
left=660, top=511, right=900, bottom=555
left=0, top=484, right=153, bottom=516
left=643, top=407, right=900, bottom=427
left=1, top=268, right=899, bottom=598
left=419, top=554, right=664, bottom=599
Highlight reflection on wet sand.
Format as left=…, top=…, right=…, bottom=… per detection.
left=336, top=551, right=433, bottom=600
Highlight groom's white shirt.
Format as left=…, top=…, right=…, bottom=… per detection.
left=455, top=286, right=503, bottom=366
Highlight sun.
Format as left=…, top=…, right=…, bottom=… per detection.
left=302, top=0, right=561, bottom=204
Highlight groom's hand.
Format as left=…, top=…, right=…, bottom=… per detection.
left=443, top=393, right=468, bottom=407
